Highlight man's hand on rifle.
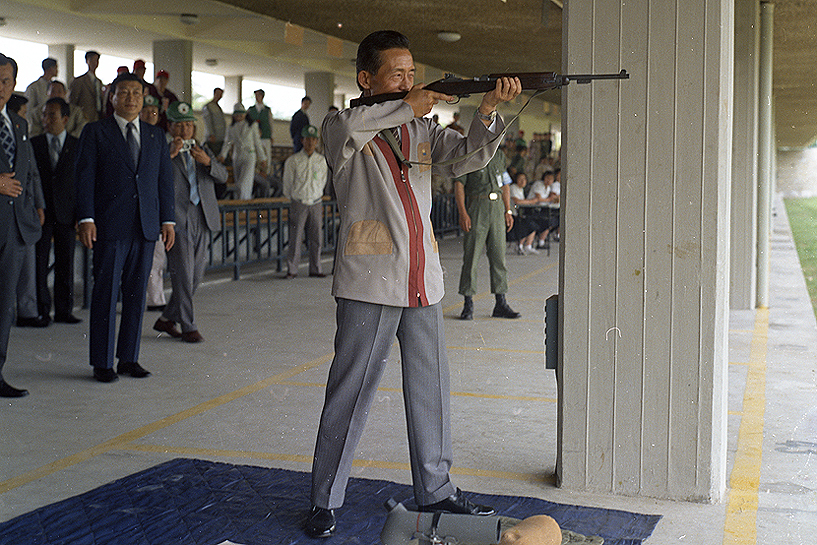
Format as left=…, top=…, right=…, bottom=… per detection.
left=478, top=76, right=522, bottom=125
left=403, top=84, right=456, bottom=118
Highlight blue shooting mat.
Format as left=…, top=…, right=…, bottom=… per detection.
left=0, top=458, right=661, bottom=545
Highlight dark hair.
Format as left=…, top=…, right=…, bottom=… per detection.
left=553, top=168, right=561, bottom=176
left=0, top=53, right=19, bottom=80
left=7, top=93, right=28, bottom=115
left=302, top=96, right=311, bottom=103
left=356, top=30, right=410, bottom=91
left=45, top=97, right=70, bottom=118
left=86, top=50, right=100, bottom=61
left=110, top=72, right=145, bottom=94
left=48, top=80, right=66, bottom=92
left=42, top=58, right=57, bottom=71
left=514, top=171, right=527, bottom=184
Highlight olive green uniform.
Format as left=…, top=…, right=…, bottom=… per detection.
left=456, top=152, right=509, bottom=297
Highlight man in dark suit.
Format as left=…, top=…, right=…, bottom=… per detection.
left=153, top=102, right=224, bottom=343
left=0, top=54, right=44, bottom=397
left=75, top=72, right=175, bottom=383
left=31, top=97, right=81, bottom=324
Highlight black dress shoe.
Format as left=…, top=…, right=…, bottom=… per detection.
left=305, top=506, right=336, bottom=538
left=418, top=488, right=496, bottom=516
left=309, top=273, right=327, bottom=278
left=117, top=361, right=151, bottom=378
left=147, top=304, right=166, bottom=312
left=93, top=367, right=119, bottom=383
left=16, top=316, right=51, bottom=328
left=54, top=314, right=82, bottom=324
left=0, top=379, right=29, bottom=398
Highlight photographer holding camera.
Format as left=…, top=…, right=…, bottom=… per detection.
left=153, top=101, right=226, bottom=344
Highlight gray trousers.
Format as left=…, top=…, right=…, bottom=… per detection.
left=286, top=200, right=322, bottom=276
left=16, top=244, right=38, bottom=319
left=311, top=298, right=457, bottom=509
left=161, top=205, right=208, bottom=333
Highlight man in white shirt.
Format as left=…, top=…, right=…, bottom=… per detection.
left=25, top=58, right=57, bottom=136
left=283, top=124, right=328, bottom=278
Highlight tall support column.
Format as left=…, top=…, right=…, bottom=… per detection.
left=558, top=0, right=733, bottom=501
left=756, top=2, right=774, bottom=308
left=48, top=44, right=74, bottom=86
left=730, top=0, right=760, bottom=310
left=152, top=39, right=193, bottom=102
left=304, top=72, right=335, bottom=131
left=223, top=75, right=243, bottom=110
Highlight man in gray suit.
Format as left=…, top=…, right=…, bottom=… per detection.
left=153, top=102, right=224, bottom=344
left=69, top=51, right=103, bottom=123
left=0, top=54, right=44, bottom=397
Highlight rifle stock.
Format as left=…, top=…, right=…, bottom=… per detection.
left=349, top=69, right=629, bottom=107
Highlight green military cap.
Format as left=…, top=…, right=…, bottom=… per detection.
left=142, top=95, right=159, bottom=108
left=301, top=125, right=319, bottom=138
left=167, top=101, right=196, bottom=122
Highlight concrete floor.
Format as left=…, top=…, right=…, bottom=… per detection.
left=1, top=196, right=816, bottom=544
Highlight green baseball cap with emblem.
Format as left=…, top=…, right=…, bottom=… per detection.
left=301, top=125, right=319, bottom=138
left=167, top=101, right=196, bottom=122
left=142, top=95, right=159, bottom=108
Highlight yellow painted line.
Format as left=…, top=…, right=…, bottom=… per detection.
left=723, top=307, right=768, bottom=544
left=126, top=444, right=548, bottom=483
left=276, top=380, right=556, bottom=403
left=442, top=263, right=557, bottom=313
left=0, top=353, right=334, bottom=494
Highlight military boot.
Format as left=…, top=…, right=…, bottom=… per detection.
left=492, top=294, right=521, bottom=319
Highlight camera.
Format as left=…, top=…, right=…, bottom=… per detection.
left=180, top=139, right=196, bottom=152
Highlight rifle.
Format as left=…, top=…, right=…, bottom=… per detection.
left=349, top=69, right=629, bottom=107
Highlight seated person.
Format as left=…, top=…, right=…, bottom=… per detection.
left=507, top=172, right=541, bottom=255
left=528, top=169, right=560, bottom=246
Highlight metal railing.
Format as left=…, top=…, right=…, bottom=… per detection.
left=80, top=193, right=459, bottom=307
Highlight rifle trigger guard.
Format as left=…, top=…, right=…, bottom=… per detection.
left=446, top=96, right=462, bottom=104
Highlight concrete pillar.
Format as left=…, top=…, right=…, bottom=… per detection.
left=304, top=71, right=335, bottom=132
left=48, top=44, right=74, bottom=87
left=223, top=75, right=243, bottom=111
left=558, top=0, right=733, bottom=502
left=730, top=0, right=760, bottom=310
left=756, top=2, right=774, bottom=308
left=152, top=39, right=193, bottom=102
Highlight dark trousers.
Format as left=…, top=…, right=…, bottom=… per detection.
left=0, top=229, right=25, bottom=377
left=89, top=237, right=153, bottom=369
left=35, top=218, right=76, bottom=318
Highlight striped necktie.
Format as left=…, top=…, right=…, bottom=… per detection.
left=184, top=152, right=200, bottom=205
left=0, top=114, right=15, bottom=170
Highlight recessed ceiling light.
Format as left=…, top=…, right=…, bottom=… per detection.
left=437, top=31, right=461, bottom=43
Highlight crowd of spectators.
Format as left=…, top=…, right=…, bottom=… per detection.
left=0, top=49, right=563, bottom=397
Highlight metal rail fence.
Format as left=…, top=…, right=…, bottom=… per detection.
left=80, top=194, right=459, bottom=307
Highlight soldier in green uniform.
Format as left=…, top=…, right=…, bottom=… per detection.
left=454, top=149, right=521, bottom=320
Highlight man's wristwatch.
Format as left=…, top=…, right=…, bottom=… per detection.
left=476, top=109, right=497, bottom=123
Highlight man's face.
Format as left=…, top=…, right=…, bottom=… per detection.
left=112, top=80, right=144, bottom=120
left=133, top=66, right=146, bottom=79
left=302, top=99, right=311, bottom=111
left=302, top=136, right=318, bottom=155
left=254, top=91, right=264, bottom=103
left=214, top=89, right=223, bottom=101
left=0, top=64, right=16, bottom=111
left=140, top=106, right=159, bottom=125
left=88, top=54, right=100, bottom=72
left=171, top=120, right=195, bottom=140
left=359, top=48, right=414, bottom=96
left=45, top=64, right=58, bottom=80
left=42, top=103, right=67, bottom=135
